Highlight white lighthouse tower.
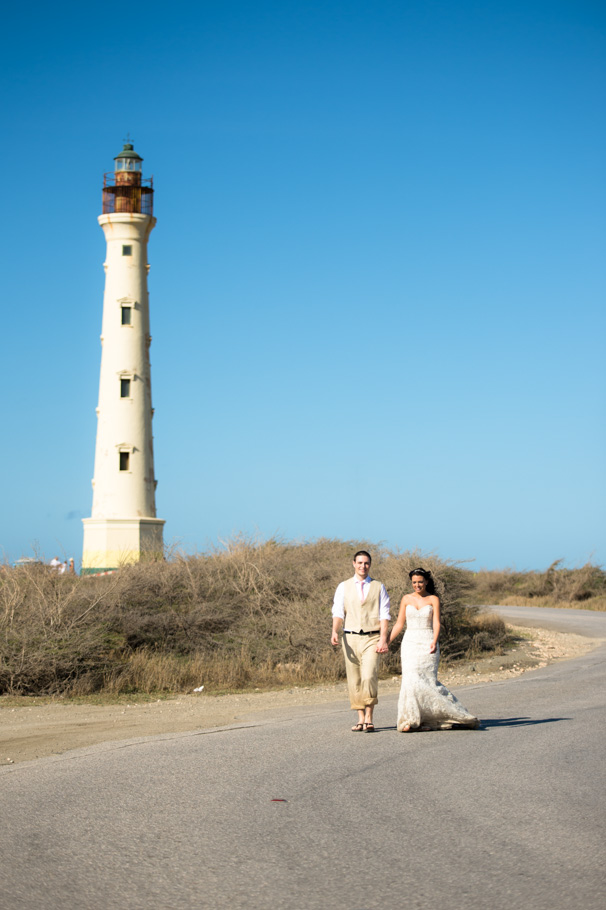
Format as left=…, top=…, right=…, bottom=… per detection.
left=82, top=142, right=164, bottom=573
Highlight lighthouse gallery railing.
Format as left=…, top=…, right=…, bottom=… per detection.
left=102, top=174, right=154, bottom=216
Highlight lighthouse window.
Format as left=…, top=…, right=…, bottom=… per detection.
left=120, top=379, right=131, bottom=398
left=119, top=451, right=130, bottom=471
left=121, top=306, right=132, bottom=325
left=122, top=245, right=132, bottom=256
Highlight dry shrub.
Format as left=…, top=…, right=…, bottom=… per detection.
left=463, top=612, right=509, bottom=658
left=468, top=560, right=606, bottom=610
left=0, top=537, right=504, bottom=696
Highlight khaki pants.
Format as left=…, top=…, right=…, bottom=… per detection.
left=342, top=632, right=380, bottom=710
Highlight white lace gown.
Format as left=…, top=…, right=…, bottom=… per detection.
left=396, top=603, right=479, bottom=731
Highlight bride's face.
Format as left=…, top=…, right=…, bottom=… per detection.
left=411, top=574, right=427, bottom=595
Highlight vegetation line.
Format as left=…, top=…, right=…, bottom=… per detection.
left=1, top=540, right=602, bottom=697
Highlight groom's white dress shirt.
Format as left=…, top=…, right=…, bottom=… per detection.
left=332, top=576, right=391, bottom=629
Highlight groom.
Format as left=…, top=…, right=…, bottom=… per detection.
left=331, top=550, right=390, bottom=732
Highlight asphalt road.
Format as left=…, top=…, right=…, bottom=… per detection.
left=1, top=606, right=605, bottom=910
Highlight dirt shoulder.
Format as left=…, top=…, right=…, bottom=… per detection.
left=0, top=625, right=595, bottom=765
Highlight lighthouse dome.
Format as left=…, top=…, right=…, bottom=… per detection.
left=114, top=142, right=143, bottom=172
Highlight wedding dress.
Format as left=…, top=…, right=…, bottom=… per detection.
left=396, top=603, right=479, bottom=731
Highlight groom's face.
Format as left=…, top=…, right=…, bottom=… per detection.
left=353, top=555, right=371, bottom=579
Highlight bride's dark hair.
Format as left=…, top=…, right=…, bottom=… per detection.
left=408, top=567, right=436, bottom=595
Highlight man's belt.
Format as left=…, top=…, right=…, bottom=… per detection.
left=344, top=629, right=380, bottom=635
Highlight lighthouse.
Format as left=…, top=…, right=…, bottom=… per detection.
left=82, top=142, right=164, bottom=572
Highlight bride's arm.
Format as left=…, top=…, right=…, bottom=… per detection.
left=429, top=597, right=441, bottom=653
left=388, top=598, right=408, bottom=645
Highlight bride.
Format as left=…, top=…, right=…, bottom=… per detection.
left=389, top=567, right=479, bottom=732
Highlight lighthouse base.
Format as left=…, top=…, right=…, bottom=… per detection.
left=81, top=517, right=165, bottom=574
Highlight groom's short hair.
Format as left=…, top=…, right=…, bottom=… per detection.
left=353, top=550, right=371, bottom=563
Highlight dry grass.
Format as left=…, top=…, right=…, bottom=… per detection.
left=1, top=537, right=508, bottom=697
left=467, top=560, right=606, bottom=611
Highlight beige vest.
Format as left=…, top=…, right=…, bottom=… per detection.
left=343, top=577, right=382, bottom=632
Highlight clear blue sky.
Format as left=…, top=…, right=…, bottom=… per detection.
left=1, top=0, right=604, bottom=570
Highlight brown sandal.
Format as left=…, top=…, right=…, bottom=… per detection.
left=351, top=722, right=365, bottom=732
left=363, top=723, right=375, bottom=733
